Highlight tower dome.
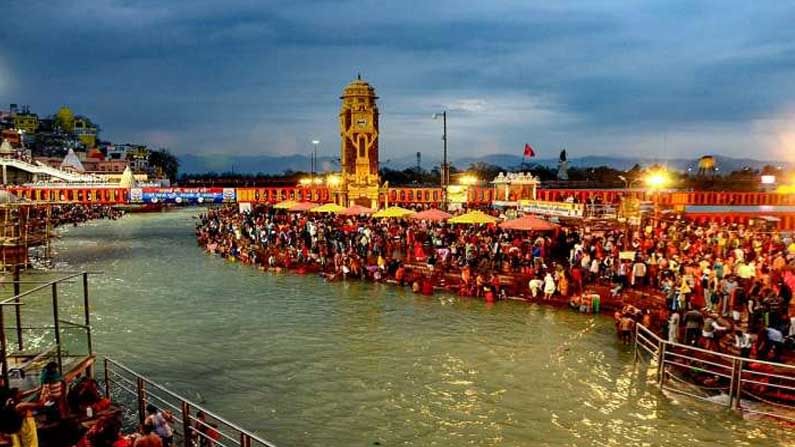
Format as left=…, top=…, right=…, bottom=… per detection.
left=341, top=74, right=378, bottom=99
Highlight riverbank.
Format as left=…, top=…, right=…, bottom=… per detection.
left=35, top=208, right=790, bottom=446
left=194, top=205, right=795, bottom=418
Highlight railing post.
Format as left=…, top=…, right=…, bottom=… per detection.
left=103, top=358, right=110, bottom=398
left=658, top=340, right=666, bottom=388
left=733, top=358, right=743, bottom=410
left=13, top=265, right=22, bottom=351
left=0, top=305, right=8, bottom=385
left=728, top=358, right=737, bottom=409
left=182, top=401, right=192, bottom=447
left=240, top=432, right=250, bottom=447
left=633, top=324, right=639, bottom=364
left=51, top=283, right=63, bottom=374
left=83, top=272, right=93, bottom=355
left=137, top=377, right=147, bottom=426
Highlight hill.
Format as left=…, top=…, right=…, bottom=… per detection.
left=178, top=153, right=790, bottom=175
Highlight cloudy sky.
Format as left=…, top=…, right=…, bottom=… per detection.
left=2, top=0, right=795, bottom=162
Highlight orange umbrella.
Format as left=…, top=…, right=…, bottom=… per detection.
left=409, top=208, right=453, bottom=221
left=499, top=215, right=558, bottom=232
left=340, top=204, right=375, bottom=215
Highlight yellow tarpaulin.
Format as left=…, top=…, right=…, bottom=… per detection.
left=372, top=206, right=415, bottom=218
left=449, top=210, right=498, bottom=225
left=310, top=203, right=346, bottom=213
left=273, top=200, right=297, bottom=209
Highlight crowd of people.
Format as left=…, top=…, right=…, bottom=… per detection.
left=196, top=204, right=795, bottom=365
left=1, top=361, right=109, bottom=446
left=28, top=204, right=125, bottom=229
left=0, top=361, right=221, bottom=447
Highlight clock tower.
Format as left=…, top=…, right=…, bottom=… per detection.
left=335, top=75, right=381, bottom=207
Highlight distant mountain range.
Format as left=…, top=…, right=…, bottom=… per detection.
left=179, top=153, right=790, bottom=175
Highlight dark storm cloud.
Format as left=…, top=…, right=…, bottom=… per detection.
left=1, top=0, right=795, bottom=160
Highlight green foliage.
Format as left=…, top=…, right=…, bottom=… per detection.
left=466, top=162, right=502, bottom=182
left=54, top=106, right=75, bottom=132
left=148, top=148, right=180, bottom=181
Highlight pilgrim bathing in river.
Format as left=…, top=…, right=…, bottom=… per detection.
left=197, top=204, right=795, bottom=369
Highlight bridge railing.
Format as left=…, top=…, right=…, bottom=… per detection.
left=103, top=357, right=278, bottom=447
left=633, top=323, right=795, bottom=422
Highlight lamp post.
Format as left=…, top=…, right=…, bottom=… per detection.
left=617, top=174, right=643, bottom=245
left=432, top=111, right=448, bottom=210
left=311, top=140, right=320, bottom=179
left=644, top=170, right=670, bottom=227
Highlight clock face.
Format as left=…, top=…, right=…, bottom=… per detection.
left=356, top=118, right=367, bottom=127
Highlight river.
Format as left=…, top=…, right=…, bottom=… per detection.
left=29, top=209, right=792, bottom=445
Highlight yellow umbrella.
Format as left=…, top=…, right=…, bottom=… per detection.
left=289, top=201, right=319, bottom=212
left=449, top=210, right=498, bottom=225
left=310, top=203, right=346, bottom=213
left=273, top=200, right=297, bottom=209
left=372, top=206, right=415, bottom=218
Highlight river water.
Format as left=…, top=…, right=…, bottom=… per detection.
left=29, top=209, right=792, bottom=445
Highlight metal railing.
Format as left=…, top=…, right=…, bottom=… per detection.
left=634, top=323, right=795, bottom=422
left=0, top=271, right=98, bottom=387
left=103, top=357, right=278, bottom=447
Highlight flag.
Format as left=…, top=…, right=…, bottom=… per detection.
left=524, top=144, right=535, bottom=157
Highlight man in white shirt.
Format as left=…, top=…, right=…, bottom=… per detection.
left=734, top=329, right=752, bottom=358
left=631, top=260, right=647, bottom=287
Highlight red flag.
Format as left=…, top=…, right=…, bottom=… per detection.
left=524, top=143, right=535, bottom=157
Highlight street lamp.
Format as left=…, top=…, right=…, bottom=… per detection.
left=645, top=172, right=669, bottom=189
left=432, top=111, right=448, bottom=210
left=311, top=139, right=320, bottom=178
left=458, top=174, right=479, bottom=186
left=644, top=169, right=671, bottom=226
left=326, top=174, right=341, bottom=187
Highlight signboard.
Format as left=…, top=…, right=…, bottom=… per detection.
left=518, top=200, right=584, bottom=218
left=130, top=187, right=236, bottom=204
left=447, top=185, right=468, bottom=204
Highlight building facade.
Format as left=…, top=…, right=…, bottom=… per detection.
left=73, top=118, right=98, bottom=148
left=12, top=113, right=39, bottom=134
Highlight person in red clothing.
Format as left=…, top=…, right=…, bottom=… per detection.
left=421, top=276, right=434, bottom=295
left=77, top=412, right=132, bottom=447
left=570, top=266, right=583, bottom=296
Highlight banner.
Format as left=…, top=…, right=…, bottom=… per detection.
left=130, top=187, right=236, bottom=204
left=518, top=200, right=584, bottom=218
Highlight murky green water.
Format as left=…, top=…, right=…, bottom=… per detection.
left=14, top=209, right=792, bottom=446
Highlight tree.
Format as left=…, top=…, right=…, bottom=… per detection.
left=467, top=162, right=503, bottom=183
left=54, top=106, right=75, bottom=133
left=148, top=148, right=180, bottom=181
